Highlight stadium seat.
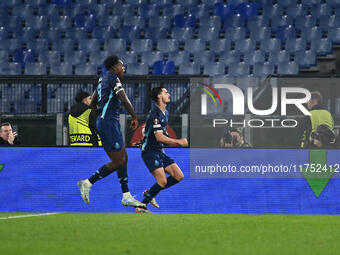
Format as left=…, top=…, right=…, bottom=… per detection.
left=0, top=39, right=22, bottom=51
left=5, top=16, right=22, bottom=33
left=123, top=16, right=145, bottom=27
left=120, top=51, right=138, bottom=65
left=223, top=14, right=246, bottom=28
left=219, top=50, right=241, bottom=65
left=24, top=0, right=47, bottom=6
left=150, top=0, right=172, bottom=4
left=172, top=27, right=194, bottom=43
left=141, top=51, right=163, bottom=66
left=301, top=26, right=322, bottom=43
left=49, top=62, right=72, bottom=75
left=277, top=61, right=299, bottom=74
left=235, top=38, right=256, bottom=52
left=276, top=0, right=297, bottom=6
left=52, top=39, right=75, bottom=55
left=144, top=27, right=167, bottom=43
left=126, top=63, right=149, bottom=75
left=225, top=27, right=246, bottom=41
left=269, top=50, right=290, bottom=64
left=89, top=51, right=110, bottom=66
left=131, top=39, right=153, bottom=53
left=26, top=39, right=49, bottom=53
left=247, top=15, right=270, bottom=30
left=12, top=5, right=34, bottom=19
left=63, top=50, right=87, bottom=65
left=18, top=27, right=36, bottom=40
left=311, top=38, right=332, bottom=55
left=157, top=39, right=179, bottom=53
left=271, top=15, right=293, bottom=30
left=237, top=3, right=258, bottom=19
left=203, top=62, right=225, bottom=76
left=74, top=14, right=96, bottom=30
left=244, top=50, right=265, bottom=65
left=0, top=27, right=7, bottom=40
left=39, top=28, right=62, bottom=41
left=319, top=15, right=340, bottom=32
left=12, top=49, right=34, bottom=65
left=125, top=0, right=148, bottom=5
left=200, top=27, right=220, bottom=41
left=311, top=3, right=332, bottom=17
left=75, top=63, right=97, bottom=75
left=193, top=51, right=216, bottom=66
left=179, top=62, right=201, bottom=74
left=176, top=0, right=199, bottom=5
left=199, top=15, right=222, bottom=31
left=65, top=27, right=88, bottom=39
left=209, top=39, right=231, bottom=53
left=118, top=26, right=140, bottom=43
left=188, top=4, right=210, bottom=18
left=329, top=28, right=340, bottom=44
left=184, top=39, right=206, bottom=53
left=78, top=39, right=100, bottom=53
left=168, top=51, right=190, bottom=66
left=24, top=62, right=47, bottom=75
left=148, top=16, right=171, bottom=29
left=91, top=4, right=110, bottom=17
left=295, top=15, right=317, bottom=30
left=285, top=38, right=307, bottom=53
left=98, top=16, right=120, bottom=29
left=152, top=60, right=175, bottom=75
left=286, top=4, right=307, bottom=18
left=228, top=62, right=250, bottom=76
left=174, top=14, right=196, bottom=28
left=0, top=50, right=9, bottom=62
left=38, top=51, right=61, bottom=65
left=260, top=38, right=281, bottom=53
left=138, top=4, right=160, bottom=18
left=253, top=62, right=274, bottom=76
left=295, top=50, right=316, bottom=68
left=62, top=4, right=84, bottom=16
left=50, top=16, right=72, bottom=30
left=163, top=4, right=185, bottom=16
left=275, top=25, right=296, bottom=43
left=92, top=26, right=115, bottom=41
left=249, top=26, right=271, bottom=42
left=0, top=62, right=21, bottom=75
left=303, top=0, right=322, bottom=6
left=213, top=3, right=234, bottom=20
left=104, top=39, right=126, bottom=53
left=262, top=4, right=284, bottom=17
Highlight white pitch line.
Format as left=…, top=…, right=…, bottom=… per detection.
left=0, top=213, right=60, bottom=220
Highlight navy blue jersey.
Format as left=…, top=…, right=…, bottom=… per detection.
left=96, top=72, right=123, bottom=121
left=142, top=105, right=169, bottom=152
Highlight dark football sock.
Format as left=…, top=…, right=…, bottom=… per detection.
left=163, top=176, right=179, bottom=189
left=142, top=182, right=162, bottom=205
left=88, top=164, right=113, bottom=184
left=117, top=166, right=129, bottom=193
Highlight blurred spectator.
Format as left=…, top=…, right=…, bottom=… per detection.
left=0, top=122, right=21, bottom=146
left=309, top=124, right=336, bottom=148
left=220, top=128, right=252, bottom=148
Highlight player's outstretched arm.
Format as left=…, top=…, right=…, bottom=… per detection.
left=155, top=132, right=188, bottom=147
left=89, top=90, right=98, bottom=110
left=116, top=88, right=138, bottom=130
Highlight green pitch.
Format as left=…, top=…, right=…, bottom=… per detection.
left=0, top=213, right=339, bottom=255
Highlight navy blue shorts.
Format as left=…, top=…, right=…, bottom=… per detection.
left=96, top=118, right=124, bottom=152
left=142, top=150, right=175, bottom=172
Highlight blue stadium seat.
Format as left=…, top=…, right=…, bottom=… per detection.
left=228, top=62, right=250, bottom=76
left=26, top=39, right=48, bottom=53
left=0, top=27, right=7, bottom=40
left=138, top=4, right=160, bottom=18
left=126, top=63, right=149, bottom=75
left=152, top=60, right=175, bottom=75
left=18, top=27, right=36, bottom=40
left=269, top=50, right=290, bottom=64
left=277, top=61, right=299, bottom=74
left=5, top=16, right=22, bottom=33
left=203, top=62, right=225, bottom=76
left=193, top=51, right=216, bottom=66
left=89, top=51, right=110, bottom=66
left=168, top=51, right=190, bottom=66
left=295, top=50, right=316, bottom=68
left=150, top=0, right=172, bottom=3
left=271, top=15, right=293, bottom=30
left=176, top=0, right=199, bottom=5
left=0, top=0, right=21, bottom=5
left=223, top=14, right=246, bottom=28
left=65, top=27, right=88, bottom=39
left=92, top=26, right=115, bottom=40
left=49, top=62, right=72, bottom=75
left=329, top=28, right=340, bottom=44
left=260, top=38, right=281, bottom=52
left=174, top=14, right=196, bottom=28
left=75, top=63, right=97, bottom=75
left=38, top=51, right=61, bottom=65
left=0, top=62, right=21, bottom=75
left=198, top=27, right=220, bottom=41
left=213, top=3, right=234, bottom=20
left=201, top=0, right=221, bottom=3
left=51, top=0, right=72, bottom=5
left=262, top=4, right=284, bottom=17
left=39, top=28, right=62, bottom=41
left=62, top=4, right=84, bottom=16
left=249, top=26, right=271, bottom=42
left=244, top=50, right=265, bottom=65
left=63, top=50, right=87, bottom=65
left=188, top=4, right=210, bottom=18
left=225, top=27, right=246, bottom=41
left=0, top=50, right=9, bottom=62
left=157, top=39, right=179, bottom=53
left=50, top=16, right=72, bottom=30
left=104, top=39, right=126, bottom=52
left=172, top=27, right=194, bottom=43
left=24, top=0, right=47, bottom=6
left=120, top=51, right=138, bottom=65
left=235, top=38, right=256, bottom=52
left=311, top=38, right=332, bottom=55
left=209, top=39, right=231, bottom=53
left=295, top=15, right=317, bottom=30
left=12, top=5, right=34, bottom=19
left=74, top=14, right=96, bottom=30
left=78, top=39, right=100, bottom=53
left=253, top=62, right=274, bottom=76
left=275, top=25, right=296, bottom=43
left=302, top=0, right=322, bottom=6
left=237, top=3, right=258, bottom=19
left=98, top=16, right=121, bottom=29
left=163, top=4, right=185, bottom=16
left=301, top=26, right=322, bottom=43
left=311, top=3, right=332, bottom=17
left=12, top=49, right=34, bottom=65
left=184, top=39, right=206, bottom=53
left=91, top=4, right=109, bottom=17
left=38, top=4, right=61, bottom=17
left=125, top=0, right=147, bottom=5
left=123, top=16, right=145, bottom=27
left=285, top=38, right=307, bottom=53
left=131, top=39, right=152, bottom=53
left=118, top=26, right=140, bottom=43
left=199, top=15, right=222, bottom=31
left=144, top=27, right=167, bottom=43
left=319, top=15, right=340, bottom=32
left=247, top=15, right=270, bottom=30
left=286, top=4, right=307, bottom=18
left=141, top=51, right=163, bottom=65
left=179, top=62, right=201, bottom=74
left=148, top=16, right=171, bottom=29
left=24, top=62, right=47, bottom=75
left=219, top=50, right=241, bottom=65
left=276, top=0, right=297, bottom=6
left=0, top=39, right=22, bottom=51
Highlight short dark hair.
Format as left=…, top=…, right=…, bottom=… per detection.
left=104, top=55, right=120, bottom=71
left=75, top=91, right=90, bottom=103
left=151, top=86, right=165, bottom=102
left=0, top=122, right=11, bottom=132
left=311, top=91, right=323, bottom=105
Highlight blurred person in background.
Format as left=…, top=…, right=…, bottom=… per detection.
left=220, top=128, right=252, bottom=148
left=0, top=122, right=21, bottom=146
